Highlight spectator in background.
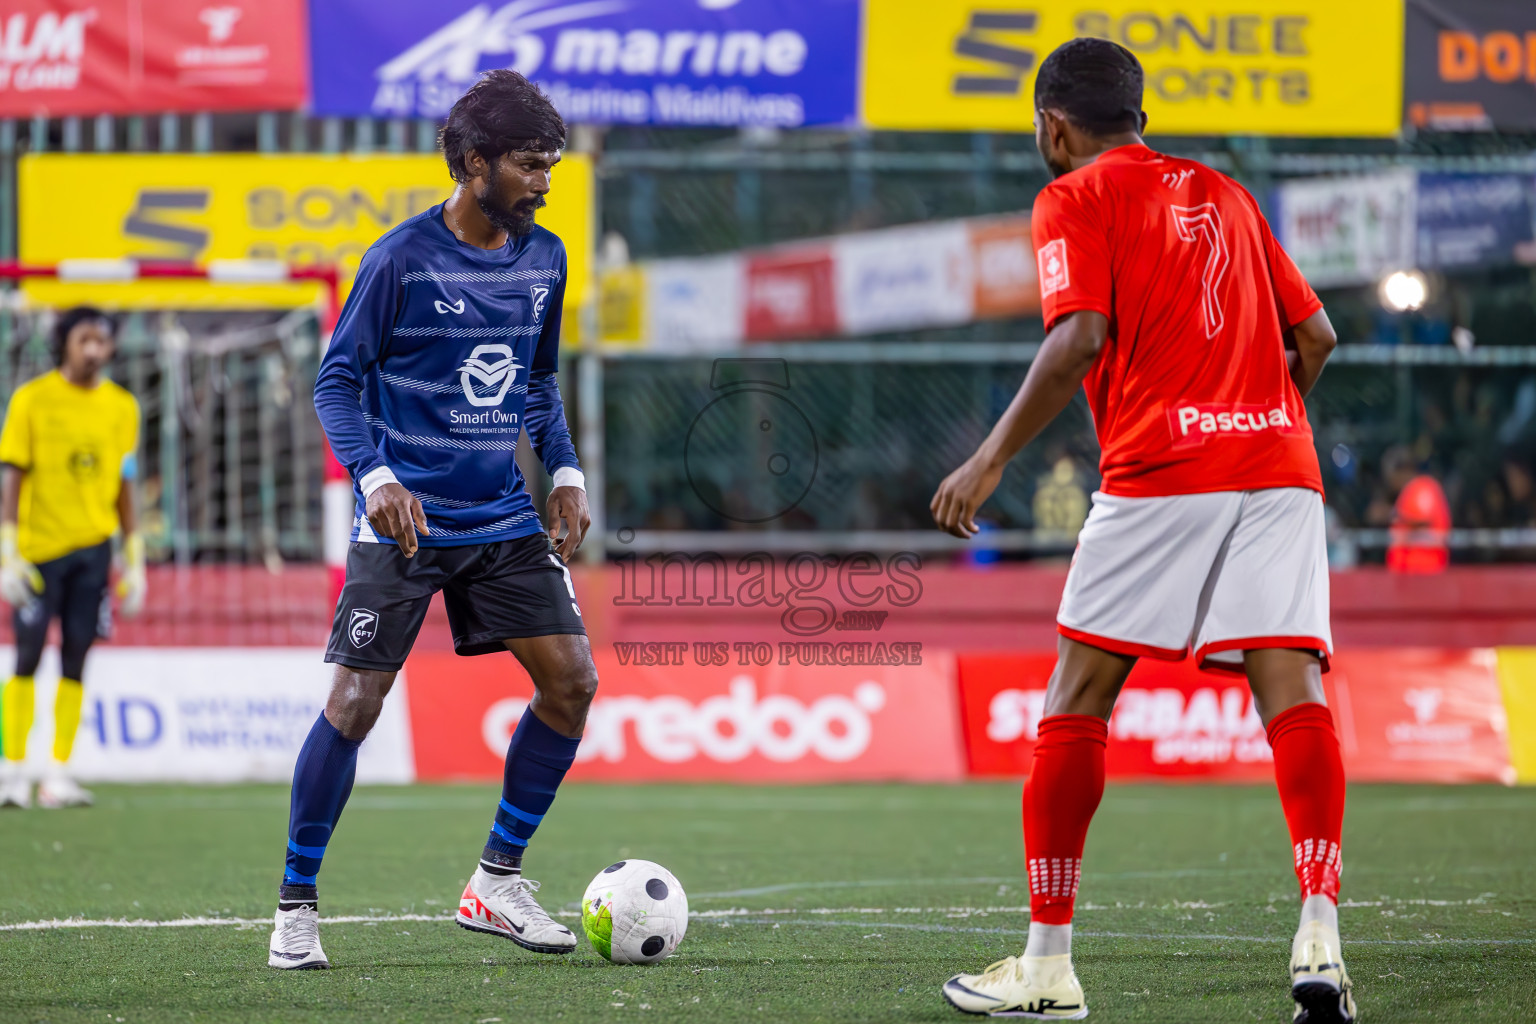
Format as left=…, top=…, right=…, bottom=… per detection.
left=1032, top=455, right=1089, bottom=540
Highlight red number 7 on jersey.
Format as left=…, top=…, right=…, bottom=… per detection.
left=1171, top=203, right=1229, bottom=339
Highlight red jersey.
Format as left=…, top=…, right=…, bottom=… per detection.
left=1032, top=144, right=1324, bottom=498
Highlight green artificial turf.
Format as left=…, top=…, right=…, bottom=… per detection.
left=0, top=783, right=1532, bottom=1023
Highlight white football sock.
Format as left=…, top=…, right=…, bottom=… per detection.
left=1024, top=922, right=1072, bottom=958
left=1298, top=894, right=1338, bottom=933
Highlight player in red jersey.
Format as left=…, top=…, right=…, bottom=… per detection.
left=931, top=39, right=1352, bottom=1023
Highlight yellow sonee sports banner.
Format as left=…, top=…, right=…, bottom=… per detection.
left=19, top=153, right=592, bottom=316
left=862, top=0, right=1403, bottom=136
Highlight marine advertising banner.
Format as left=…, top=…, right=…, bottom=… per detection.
left=310, top=0, right=860, bottom=127
left=19, top=153, right=592, bottom=312
left=1405, top=0, right=1536, bottom=131
left=0, top=0, right=307, bottom=117
left=863, top=0, right=1403, bottom=136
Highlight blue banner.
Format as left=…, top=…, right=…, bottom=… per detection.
left=1417, top=173, right=1535, bottom=270
left=310, top=0, right=859, bottom=127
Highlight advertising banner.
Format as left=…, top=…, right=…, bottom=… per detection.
left=19, top=153, right=592, bottom=313
left=310, top=0, right=859, bottom=127
left=1416, top=173, right=1535, bottom=270
left=0, top=0, right=306, bottom=118
left=968, top=215, right=1040, bottom=318
left=745, top=245, right=838, bottom=340
left=1273, top=170, right=1417, bottom=288
left=958, top=649, right=1513, bottom=783
left=1, top=647, right=413, bottom=784
left=404, top=648, right=965, bottom=783
left=832, top=220, right=974, bottom=335
left=863, top=0, right=1403, bottom=136
left=1405, top=0, right=1536, bottom=131
left=642, top=255, right=745, bottom=352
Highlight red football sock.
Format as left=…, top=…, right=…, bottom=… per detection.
left=1266, top=702, right=1346, bottom=903
left=1022, top=714, right=1108, bottom=926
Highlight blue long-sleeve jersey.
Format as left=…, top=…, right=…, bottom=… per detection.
left=315, top=204, right=580, bottom=547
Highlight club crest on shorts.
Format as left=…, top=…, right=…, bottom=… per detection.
left=349, top=608, right=379, bottom=648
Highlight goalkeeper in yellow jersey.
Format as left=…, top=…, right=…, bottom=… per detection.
left=0, top=307, right=145, bottom=809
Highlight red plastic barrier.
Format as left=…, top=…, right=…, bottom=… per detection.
left=405, top=648, right=964, bottom=783
left=957, top=649, right=1513, bottom=783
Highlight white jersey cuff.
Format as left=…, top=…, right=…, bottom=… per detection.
left=552, top=466, right=586, bottom=491
left=359, top=466, right=400, bottom=498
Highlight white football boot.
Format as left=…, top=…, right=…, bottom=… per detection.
left=457, top=867, right=577, bottom=954
left=1290, top=920, right=1356, bottom=1023
left=268, top=902, right=330, bottom=969
left=942, top=954, right=1088, bottom=1019
left=0, top=761, right=31, bottom=809
left=36, top=764, right=92, bottom=808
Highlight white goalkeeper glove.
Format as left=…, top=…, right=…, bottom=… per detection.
left=0, top=523, right=42, bottom=610
left=117, top=532, right=147, bottom=618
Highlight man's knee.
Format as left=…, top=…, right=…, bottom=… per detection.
left=545, top=661, right=599, bottom=711
left=1042, top=637, right=1136, bottom=719
left=326, top=667, right=395, bottom=741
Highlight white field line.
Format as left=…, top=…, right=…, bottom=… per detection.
left=1, top=893, right=1522, bottom=944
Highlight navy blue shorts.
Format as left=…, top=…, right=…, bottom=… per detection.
left=324, top=534, right=585, bottom=673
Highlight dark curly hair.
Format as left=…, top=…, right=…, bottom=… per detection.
left=50, top=306, right=115, bottom=367
left=1034, top=37, right=1144, bottom=137
left=439, top=69, right=567, bottom=183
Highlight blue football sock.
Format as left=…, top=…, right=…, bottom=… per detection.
left=283, top=713, right=360, bottom=888
left=483, top=707, right=581, bottom=869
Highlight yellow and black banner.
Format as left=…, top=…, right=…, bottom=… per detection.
left=862, top=0, right=1404, bottom=136
left=19, top=154, right=593, bottom=311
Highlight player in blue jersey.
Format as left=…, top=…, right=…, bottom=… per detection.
left=269, top=70, right=595, bottom=969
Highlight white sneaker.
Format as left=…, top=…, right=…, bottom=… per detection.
left=268, top=902, right=330, bottom=970
left=36, top=767, right=92, bottom=808
left=1291, top=920, right=1356, bottom=1023
left=457, top=867, right=577, bottom=954
left=0, top=762, right=30, bottom=809
left=942, top=954, right=1088, bottom=1018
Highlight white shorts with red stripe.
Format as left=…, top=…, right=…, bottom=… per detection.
left=1057, top=487, right=1331, bottom=672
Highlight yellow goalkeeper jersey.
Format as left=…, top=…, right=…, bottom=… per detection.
left=0, top=370, right=140, bottom=564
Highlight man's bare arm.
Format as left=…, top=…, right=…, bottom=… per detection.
left=1, top=464, right=21, bottom=525
left=931, top=311, right=1108, bottom=538
left=1284, top=308, right=1337, bottom=398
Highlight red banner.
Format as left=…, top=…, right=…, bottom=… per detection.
left=744, top=246, right=838, bottom=341
left=0, top=0, right=307, bottom=117
left=404, top=648, right=965, bottom=783
left=958, top=649, right=1513, bottom=783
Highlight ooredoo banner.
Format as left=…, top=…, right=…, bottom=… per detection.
left=958, top=649, right=1513, bottom=783
left=404, top=648, right=965, bottom=782
left=0, top=647, right=414, bottom=784
left=309, top=0, right=859, bottom=127
left=0, top=0, right=307, bottom=117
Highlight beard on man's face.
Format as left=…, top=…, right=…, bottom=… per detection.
left=477, top=164, right=546, bottom=237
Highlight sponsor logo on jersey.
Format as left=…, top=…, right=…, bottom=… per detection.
left=434, top=297, right=465, bottom=314
left=1168, top=401, right=1297, bottom=449
left=530, top=284, right=550, bottom=321
left=1037, top=237, right=1069, bottom=297
left=349, top=608, right=379, bottom=647
left=457, top=344, right=522, bottom=407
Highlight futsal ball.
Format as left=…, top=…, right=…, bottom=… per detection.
left=581, top=859, right=688, bottom=964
